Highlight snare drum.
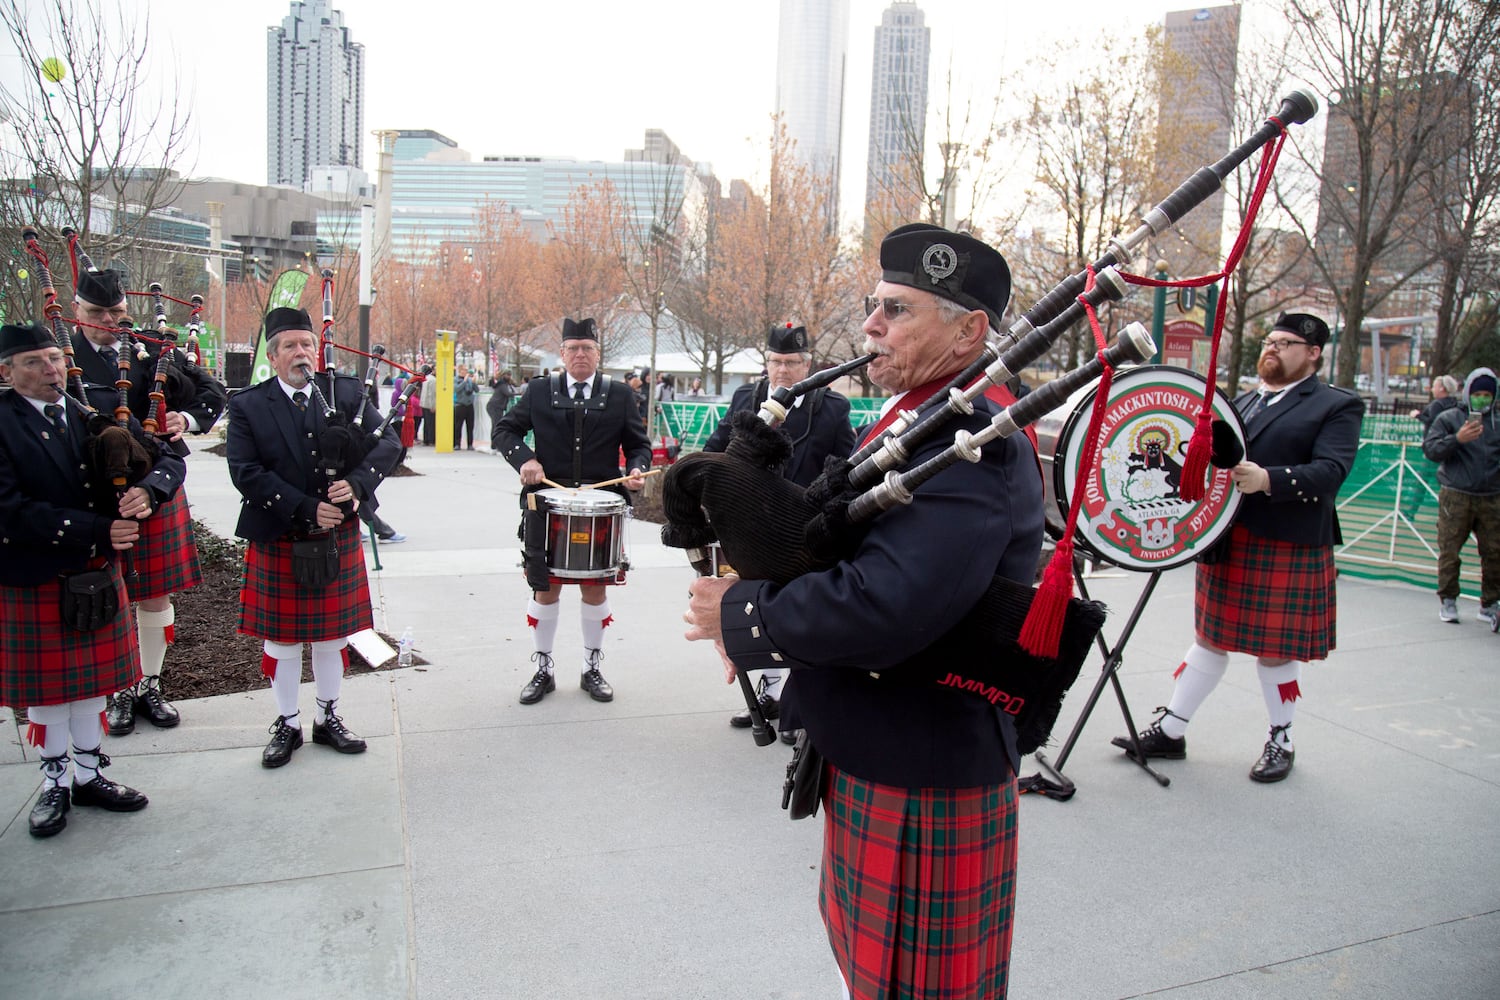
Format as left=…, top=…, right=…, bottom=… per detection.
left=1053, top=365, right=1246, bottom=572
left=531, top=488, right=629, bottom=581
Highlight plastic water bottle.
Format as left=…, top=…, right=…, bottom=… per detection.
left=397, top=626, right=414, bottom=667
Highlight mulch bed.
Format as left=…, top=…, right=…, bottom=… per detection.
left=166, top=521, right=426, bottom=699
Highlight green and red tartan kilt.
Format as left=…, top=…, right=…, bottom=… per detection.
left=129, top=490, right=202, bottom=601
left=0, top=560, right=141, bottom=708
left=1196, top=523, right=1337, bottom=661
left=237, top=520, right=373, bottom=644
left=819, top=764, right=1017, bottom=999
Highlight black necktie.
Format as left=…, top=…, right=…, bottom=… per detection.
left=43, top=402, right=67, bottom=436
left=99, top=346, right=119, bottom=369
left=572, top=382, right=586, bottom=401
left=293, top=390, right=308, bottom=412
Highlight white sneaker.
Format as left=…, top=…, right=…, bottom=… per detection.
left=1439, top=598, right=1459, bottom=624
left=1479, top=603, right=1498, bottom=628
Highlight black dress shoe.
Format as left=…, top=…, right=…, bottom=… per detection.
left=71, top=774, right=148, bottom=811
left=28, top=786, right=70, bottom=838
left=730, top=695, right=780, bottom=729
left=312, top=714, right=367, bottom=754
left=580, top=667, right=614, bottom=702
left=262, top=716, right=304, bottom=768
left=519, top=667, right=556, bottom=705
left=1249, top=740, right=1295, bottom=783
left=134, top=677, right=181, bottom=729
left=779, top=728, right=799, bottom=746
left=1111, top=709, right=1187, bottom=760
left=105, top=689, right=136, bottom=736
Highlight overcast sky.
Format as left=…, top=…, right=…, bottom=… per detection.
left=5, top=0, right=1268, bottom=227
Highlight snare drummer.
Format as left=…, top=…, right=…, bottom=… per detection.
left=493, top=317, right=653, bottom=704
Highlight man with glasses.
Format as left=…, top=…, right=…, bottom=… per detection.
left=1114, top=311, right=1364, bottom=783
left=684, top=225, right=1039, bottom=998
left=702, top=323, right=854, bottom=735
left=494, top=317, right=652, bottom=705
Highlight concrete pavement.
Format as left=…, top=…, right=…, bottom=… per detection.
left=1, top=443, right=1496, bottom=999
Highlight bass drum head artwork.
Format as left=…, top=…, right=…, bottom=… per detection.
left=1053, top=365, right=1246, bottom=572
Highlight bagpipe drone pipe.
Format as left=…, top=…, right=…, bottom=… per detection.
left=661, top=89, right=1318, bottom=753
left=21, top=227, right=158, bottom=512
left=663, top=326, right=1155, bottom=754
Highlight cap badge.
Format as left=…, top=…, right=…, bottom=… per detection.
left=921, top=243, right=957, bottom=281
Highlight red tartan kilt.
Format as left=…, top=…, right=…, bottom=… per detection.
left=128, top=490, right=203, bottom=601
left=1196, top=523, right=1337, bottom=661
left=0, top=561, right=141, bottom=708
left=237, top=519, right=373, bottom=643
left=819, top=765, right=1017, bottom=999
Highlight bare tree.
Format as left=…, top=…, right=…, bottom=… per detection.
left=538, top=182, right=626, bottom=352
left=864, top=61, right=1018, bottom=243
left=1013, top=29, right=1174, bottom=369
left=1420, top=23, right=1500, bottom=376
left=1279, top=0, right=1498, bottom=387
left=0, top=0, right=193, bottom=318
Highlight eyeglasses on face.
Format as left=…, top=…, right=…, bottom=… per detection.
left=765, top=358, right=808, bottom=370
left=864, top=295, right=937, bottom=322
left=560, top=343, right=598, bottom=355
left=1262, top=336, right=1310, bottom=352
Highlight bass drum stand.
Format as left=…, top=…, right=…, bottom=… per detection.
left=1020, top=567, right=1170, bottom=800
left=1019, top=365, right=1247, bottom=801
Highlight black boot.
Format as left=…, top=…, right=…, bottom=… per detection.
left=1110, top=707, right=1188, bottom=759
left=312, top=698, right=367, bottom=754
left=519, top=651, right=557, bottom=705
left=134, top=675, right=181, bottom=728
left=1249, top=724, right=1295, bottom=783
left=262, top=715, right=304, bottom=768
left=28, top=754, right=71, bottom=838
left=70, top=747, right=148, bottom=811
left=580, top=649, right=613, bottom=703
left=105, top=686, right=137, bottom=736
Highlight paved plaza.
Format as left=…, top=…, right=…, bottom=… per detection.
left=2, top=443, right=1496, bottom=999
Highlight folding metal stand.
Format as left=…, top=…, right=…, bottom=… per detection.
left=1020, top=568, right=1170, bottom=800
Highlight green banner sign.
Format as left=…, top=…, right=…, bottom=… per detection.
left=250, top=269, right=311, bottom=386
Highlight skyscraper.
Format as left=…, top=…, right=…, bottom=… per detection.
left=774, top=0, right=851, bottom=221
left=864, top=0, right=930, bottom=233
left=267, top=0, right=365, bottom=188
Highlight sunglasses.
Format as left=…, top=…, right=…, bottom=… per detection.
left=864, top=295, right=938, bottom=322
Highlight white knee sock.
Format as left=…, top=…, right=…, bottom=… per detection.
left=1162, top=643, right=1230, bottom=738
left=580, top=600, right=612, bottom=668
left=26, top=704, right=70, bottom=787
left=136, top=605, right=174, bottom=679
left=759, top=668, right=787, bottom=702
left=310, top=640, right=347, bottom=722
left=528, top=600, right=560, bottom=665
left=69, top=697, right=107, bottom=783
left=1257, top=659, right=1301, bottom=748
left=265, top=640, right=304, bottom=722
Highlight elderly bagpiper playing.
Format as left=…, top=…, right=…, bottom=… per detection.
left=69, top=264, right=228, bottom=735
left=0, top=320, right=186, bottom=837
left=226, top=307, right=403, bottom=768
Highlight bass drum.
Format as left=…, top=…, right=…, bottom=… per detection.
left=1053, top=365, right=1246, bottom=572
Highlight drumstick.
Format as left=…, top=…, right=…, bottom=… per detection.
left=540, top=477, right=571, bottom=491
left=584, top=468, right=663, bottom=490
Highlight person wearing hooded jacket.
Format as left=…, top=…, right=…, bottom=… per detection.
left=1422, top=367, right=1499, bottom=628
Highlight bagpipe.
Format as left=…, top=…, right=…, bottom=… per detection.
left=61, top=226, right=209, bottom=427
left=20, top=227, right=157, bottom=512
left=662, top=89, right=1318, bottom=755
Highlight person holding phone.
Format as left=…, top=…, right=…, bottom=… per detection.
left=1423, top=367, right=1499, bottom=627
